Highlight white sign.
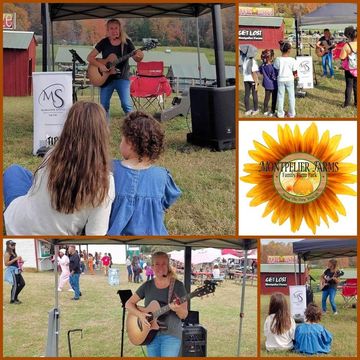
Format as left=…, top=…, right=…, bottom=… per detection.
left=32, top=72, right=72, bottom=155
left=289, top=285, right=307, bottom=318
left=296, top=56, right=314, bottom=89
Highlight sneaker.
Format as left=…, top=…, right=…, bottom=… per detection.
left=287, top=113, right=295, bottom=118
left=334, top=312, right=338, bottom=315
left=14, top=300, right=22, bottom=304
left=58, top=289, right=62, bottom=292
left=251, top=109, right=260, bottom=116
left=68, top=288, right=74, bottom=292
left=244, top=110, right=252, bottom=116
left=71, top=298, right=80, bottom=301
left=276, top=114, right=285, bottom=118
left=263, top=111, right=272, bottom=116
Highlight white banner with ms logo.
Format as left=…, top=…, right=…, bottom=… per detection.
left=296, top=56, right=314, bottom=89
left=32, top=72, right=72, bottom=155
left=289, top=285, right=307, bottom=319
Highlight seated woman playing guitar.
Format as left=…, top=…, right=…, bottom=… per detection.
left=320, top=259, right=343, bottom=315
left=126, top=252, right=188, bottom=357
left=316, top=29, right=335, bottom=78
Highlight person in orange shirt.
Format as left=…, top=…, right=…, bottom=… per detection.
left=88, top=253, right=95, bottom=275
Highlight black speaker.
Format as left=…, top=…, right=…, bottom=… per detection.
left=184, top=310, right=199, bottom=325
left=187, top=86, right=235, bottom=151
left=181, top=325, right=207, bottom=357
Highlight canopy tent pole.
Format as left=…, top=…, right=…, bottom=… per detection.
left=45, top=244, right=60, bottom=357
left=295, top=15, right=301, bottom=56
left=184, top=246, right=192, bottom=308
left=211, top=4, right=226, bottom=87
left=41, top=3, right=51, bottom=71
left=196, top=16, right=202, bottom=85
left=298, top=254, right=302, bottom=284
left=237, top=243, right=249, bottom=356
left=51, top=20, right=55, bottom=71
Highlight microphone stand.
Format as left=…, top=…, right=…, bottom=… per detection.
left=117, top=290, right=133, bottom=357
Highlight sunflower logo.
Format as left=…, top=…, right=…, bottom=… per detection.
left=240, top=123, right=357, bottom=234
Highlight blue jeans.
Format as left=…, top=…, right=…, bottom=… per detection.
left=277, top=80, right=296, bottom=117
left=147, top=333, right=181, bottom=357
left=322, top=287, right=337, bottom=313
left=69, top=273, right=81, bottom=299
left=322, top=52, right=334, bottom=76
left=100, top=78, right=132, bottom=118
left=3, top=165, right=33, bottom=209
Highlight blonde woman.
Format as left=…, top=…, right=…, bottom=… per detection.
left=320, top=259, right=341, bottom=315
left=126, top=252, right=188, bottom=357
left=87, top=18, right=144, bottom=116
left=3, top=101, right=115, bottom=235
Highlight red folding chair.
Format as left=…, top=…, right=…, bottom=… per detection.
left=130, top=61, right=172, bottom=112
left=341, top=278, right=357, bottom=308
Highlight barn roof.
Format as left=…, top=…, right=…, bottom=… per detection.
left=239, top=16, right=284, bottom=28
left=55, top=46, right=211, bottom=68
left=3, top=31, right=36, bottom=49
left=168, top=63, right=235, bottom=79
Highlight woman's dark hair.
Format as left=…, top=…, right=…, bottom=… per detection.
left=261, top=49, right=275, bottom=62
left=279, top=40, right=292, bottom=53
left=268, top=292, right=292, bottom=335
left=304, top=303, right=322, bottom=323
left=344, top=26, right=357, bottom=41
left=121, top=111, right=164, bottom=162
left=5, top=243, right=17, bottom=256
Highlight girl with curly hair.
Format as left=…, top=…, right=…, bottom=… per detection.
left=3, top=101, right=115, bottom=235
left=108, top=111, right=181, bottom=235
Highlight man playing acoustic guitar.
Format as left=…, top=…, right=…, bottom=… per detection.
left=126, top=252, right=188, bottom=357
left=316, top=29, right=335, bottom=78
left=87, top=19, right=144, bottom=118
left=320, top=259, right=343, bottom=316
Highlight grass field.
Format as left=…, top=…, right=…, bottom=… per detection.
left=260, top=267, right=358, bottom=357
left=3, top=92, right=235, bottom=235
left=3, top=267, right=257, bottom=357
left=239, top=49, right=357, bottom=118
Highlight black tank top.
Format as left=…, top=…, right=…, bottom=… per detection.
left=9, top=253, right=18, bottom=268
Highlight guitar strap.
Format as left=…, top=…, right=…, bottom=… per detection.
left=168, top=277, right=176, bottom=304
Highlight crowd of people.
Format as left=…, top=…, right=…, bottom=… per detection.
left=241, top=26, right=357, bottom=117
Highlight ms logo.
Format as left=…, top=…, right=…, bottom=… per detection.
left=293, top=290, right=304, bottom=304
left=38, top=84, right=65, bottom=108
left=299, top=61, right=310, bottom=74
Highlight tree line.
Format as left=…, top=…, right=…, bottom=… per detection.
left=4, top=3, right=235, bottom=51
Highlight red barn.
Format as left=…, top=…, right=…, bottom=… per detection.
left=261, top=264, right=306, bottom=296
left=239, top=16, right=285, bottom=50
left=3, top=31, right=37, bottom=96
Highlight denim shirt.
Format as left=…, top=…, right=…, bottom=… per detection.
left=108, top=160, right=181, bottom=235
left=4, top=266, right=20, bottom=285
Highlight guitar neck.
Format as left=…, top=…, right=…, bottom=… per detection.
left=111, top=46, right=146, bottom=67
left=152, top=293, right=192, bottom=319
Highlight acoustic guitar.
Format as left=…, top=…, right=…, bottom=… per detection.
left=319, top=270, right=344, bottom=290
left=315, top=42, right=335, bottom=57
left=87, top=40, right=157, bottom=87
left=126, top=280, right=216, bottom=346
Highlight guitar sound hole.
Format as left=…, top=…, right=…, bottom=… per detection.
left=137, top=318, right=143, bottom=331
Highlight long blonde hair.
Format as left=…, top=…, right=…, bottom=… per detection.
left=106, top=18, right=130, bottom=44
left=37, top=101, right=111, bottom=214
left=152, top=252, right=177, bottom=279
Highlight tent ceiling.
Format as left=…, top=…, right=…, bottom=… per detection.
left=293, top=238, right=357, bottom=261
left=48, top=3, right=233, bottom=21
left=300, top=3, right=357, bottom=26
left=48, top=238, right=257, bottom=250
